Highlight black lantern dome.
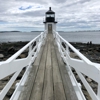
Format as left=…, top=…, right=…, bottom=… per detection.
left=46, top=7, right=55, bottom=14
left=44, top=7, right=57, bottom=23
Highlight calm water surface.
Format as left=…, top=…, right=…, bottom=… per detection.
left=0, top=32, right=40, bottom=42
left=0, top=31, right=100, bottom=44
left=59, top=31, right=100, bottom=44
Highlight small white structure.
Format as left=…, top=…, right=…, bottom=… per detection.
left=43, top=7, right=57, bottom=33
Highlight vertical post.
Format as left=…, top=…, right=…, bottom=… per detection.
left=28, top=44, right=32, bottom=58
left=97, top=72, right=100, bottom=99
left=97, top=85, right=100, bottom=99
left=37, top=35, right=42, bottom=53
left=66, top=44, right=70, bottom=56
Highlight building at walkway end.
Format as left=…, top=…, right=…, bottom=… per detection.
left=43, top=7, right=57, bottom=33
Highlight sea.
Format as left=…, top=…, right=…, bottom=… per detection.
left=0, top=31, right=100, bottom=44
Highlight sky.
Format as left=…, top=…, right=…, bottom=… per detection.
left=0, top=0, right=100, bottom=32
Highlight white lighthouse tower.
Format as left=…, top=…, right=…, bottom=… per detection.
left=44, top=7, right=57, bottom=33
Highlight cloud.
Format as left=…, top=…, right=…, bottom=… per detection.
left=0, top=0, right=100, bottom=31
left=21, top=10, right=45, bottom=17
left=19, top=6, right=32, bottom=10
left=0, top=20, right=8, bottom=24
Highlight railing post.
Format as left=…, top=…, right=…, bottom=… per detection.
left=37, top=34, right=42, bottom=53
left=42, top=32, right=46, bottom=45
left=66, top=44, right=70, bottom=56
left=97, top=72, right=100, bottom=99
left=98, top=84, right=100, bottom=99
left=28, top=44, right=32, bottom=57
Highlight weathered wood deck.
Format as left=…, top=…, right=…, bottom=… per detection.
left=18, top=33, right=78, bottom=100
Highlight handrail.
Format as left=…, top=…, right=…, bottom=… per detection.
left=0, top=31, right=47, bottom=100
left=53, top=30, right=100, bottom=100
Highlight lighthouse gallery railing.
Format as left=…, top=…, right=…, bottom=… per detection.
left=53, top=31, right=100, bottom=100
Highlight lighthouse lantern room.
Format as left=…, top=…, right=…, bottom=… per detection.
left=44, top=7, right=57, bottom=33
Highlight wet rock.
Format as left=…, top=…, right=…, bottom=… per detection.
left=86, top=95, right=92, bottom=100
left=0, top=54, right=4, bottom=58
left=4, top=96, right=9, bottom=100
left=93, top=88, right=97, bottom=94
left=86, top=78, right=92, bottom=83
left=2, top=76, right=10, bottom=81
left=62, top=42, right=66, bottom=49
left=19, top=54, right=26, bottom=58
left=82, top=85, right=86, bottom=90
left=6, top=88, right=14, bottom=97
left=70, top=52, right=80, bottom=59
left=17, top=69, right=25, bottom=80
left=0, top=81, right=7, bottom=90
left=7, top=46, right=16, bottom=54
left=80, top=48, right=84, bottom=52
left=33, top=41, right=36, bottom=47
left=82, top=90, right=88, bottom=96
left=75, top=75, right=80, bottom=82
left=96, top=47, right=100, bottom=52
left=3, top=58, right=8, bottom=61
left=90, top=82, right=98, bottom=89
left=83, top=90, right=92, bottom=100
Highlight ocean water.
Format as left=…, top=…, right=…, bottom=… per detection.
left=0, top=32, right=40, bottom=43
left=0, top=31, right=100, bottom=44
left=59, top=31, right=100, bottom=44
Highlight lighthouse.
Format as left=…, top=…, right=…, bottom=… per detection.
left=44, top=7, right=57, bottom=33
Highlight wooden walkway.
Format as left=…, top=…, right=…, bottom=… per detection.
left=18, top=33, right=78, bottom=100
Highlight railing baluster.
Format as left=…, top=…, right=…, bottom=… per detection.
left=29, top=44, right=32, bottom=57
left=66, top=44, right=70, bottom=56
left=97, top=74, right=100, bottom=99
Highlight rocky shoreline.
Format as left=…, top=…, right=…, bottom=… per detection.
left=71, top=42, right=100, bottom=63
left=0, top=41, right=29, bottom=61
left=0, top=41, right=100, bottom=100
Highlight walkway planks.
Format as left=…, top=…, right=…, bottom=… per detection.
left=18, top=33, right=78, bottom=100
left=29, top=39, right=48, bottom=100
left=42, top=34, right=54, bottom=100
left=51, top=39, right=66, bottom=100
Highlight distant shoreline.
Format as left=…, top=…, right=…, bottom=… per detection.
left=0, top=31, right=42, bottom=33
left=0, top=30, right=100, bottom=33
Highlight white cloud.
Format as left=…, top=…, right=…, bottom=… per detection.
left=0, top=0, right=100, bottom=31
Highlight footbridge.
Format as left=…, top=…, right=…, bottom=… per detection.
left=1, top=7, right=100, bottom=100
left=0, top=31, right=100, bottom=100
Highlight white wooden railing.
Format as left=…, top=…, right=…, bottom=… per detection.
left=0, top=31, right=47, bottom=100
left=53, top=31, right=100, bottom=100
left=0, top=30, right=100, bottom=100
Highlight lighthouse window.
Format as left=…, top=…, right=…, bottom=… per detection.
left=46, top=14, right=54, bottom=17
